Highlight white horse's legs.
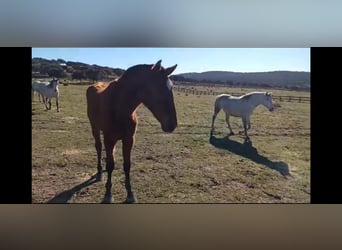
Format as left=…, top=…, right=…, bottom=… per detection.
left=43, top=97, right=49, bottom=110
left=246, top=116, right=251, bottom=130
left=56, top=96, right=60, bottom=112
left=48, top=98, right=52, bottom=110
left=42, top=96, right=60, bottom=112
left=211, top=101, right=222, bottom=136
left=241, top=116, right=250, bottom=138
left=225, top=113, right=234, bottom=135
left=211, top=113, right=217, bottom=135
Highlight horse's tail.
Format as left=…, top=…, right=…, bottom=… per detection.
left=213, top=95, right=225, bottom=115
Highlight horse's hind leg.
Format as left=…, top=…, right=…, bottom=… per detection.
left=92, top=128, right=103, bottom=180
left=210, top=114, right=217, bottom=136
left=122, top=136, right=137, bottom=203
left=210, top=104, right=221, bottom=135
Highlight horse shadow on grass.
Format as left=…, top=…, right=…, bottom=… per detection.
left=47, top=172, right=104, bottom=203
left=209, top=135, right=291, bottom=178
left=47, top=170, right=128, bottom=204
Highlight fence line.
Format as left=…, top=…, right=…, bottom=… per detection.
left=59, top=81, right=310, bottom=103
left=172, top=86, right=310, bottom=103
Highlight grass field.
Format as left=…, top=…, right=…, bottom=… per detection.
left=32, top=84, right=310, bottom=203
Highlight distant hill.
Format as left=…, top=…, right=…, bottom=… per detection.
left=32, top=57, right=310, bottom=90
left=173, top=71, right=310, bottom=90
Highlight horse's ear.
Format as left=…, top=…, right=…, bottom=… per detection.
left=165, top=64, right=177, bottom=76
left=151, top=60, right=162, bottom=71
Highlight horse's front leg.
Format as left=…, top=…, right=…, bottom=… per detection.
left=56, top=96, right=60, bottom=112
left=225, top=113, right=234, bottom=135
left=241, top=116, right=249, bottom=138
left=47, top=98, right=52, bottom=110
left=103, top=135, right=117, bottom=202
left=91, top=127, right=103, bottom=180
left=246, top=116, right=251, bottom=131
left=122, top=136, right=137, bottom=203
left=43, top=97, right=49, bottom=110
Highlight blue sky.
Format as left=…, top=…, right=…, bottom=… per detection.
left=32, top=48, right=310, bottom=74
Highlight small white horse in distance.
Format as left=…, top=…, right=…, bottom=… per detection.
left=32, top=78, right=60, bottom=112
left=211, top=92, right=274, bottom=139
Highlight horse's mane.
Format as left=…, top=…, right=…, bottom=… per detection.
left=241, top=92, right=255, bottom=100
left=107, top=63, right=172, bottom=87
left=118, top=63, right=168, bottom=81
left=241, top=91, right=266, bottom=100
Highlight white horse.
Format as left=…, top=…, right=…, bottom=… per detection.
left=211, top=92, right=274, bottom=139
left=32, top=78, right=60, bottom=112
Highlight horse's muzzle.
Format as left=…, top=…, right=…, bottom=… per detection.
left=162, top=122, right=177, bottom=133
left=269, top=107, right=274, bottom=112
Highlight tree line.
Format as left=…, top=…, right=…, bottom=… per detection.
left=32, top=57, right=125, bottom=82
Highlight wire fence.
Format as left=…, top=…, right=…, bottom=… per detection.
left=173, top=86, right=310, bottom=103
left=59, top=80, right=310, bottom=104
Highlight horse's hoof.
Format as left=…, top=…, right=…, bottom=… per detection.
left=124, top=195, right=137, bottom=204
left=96, top=173, right=103, bottom=181
left=102, top=193, right=113, bottom=203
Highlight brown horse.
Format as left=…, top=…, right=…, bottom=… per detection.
left=86, top=60, right=178, bottom=203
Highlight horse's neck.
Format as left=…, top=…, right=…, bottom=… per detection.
left=248, top=95, right=264, bottom=109
left=47, top=81, right=58, bottom=88
left=109, top=80, right=142, bottom=115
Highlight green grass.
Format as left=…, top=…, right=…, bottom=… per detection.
left=32, top=84, right=310, bottom=203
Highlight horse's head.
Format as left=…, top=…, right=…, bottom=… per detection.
left=48, top=78, right=59, bottom=89
left=139, top=60, right=178, bottom=132
left=264, top=92, right=274, bottom=111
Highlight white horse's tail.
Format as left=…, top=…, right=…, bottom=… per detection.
left=211, top=95, right=227, bottom=134
left=214, top=98, right=221, bottom=115
left=214, top=94, right=230, bottom=115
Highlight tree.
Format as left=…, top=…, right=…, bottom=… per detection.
left=85, top=68, right=105, bottom=82
left=57, top=58, right=66, bottom=64
left=32, top=63, right=40, bottom=72
left=72, top=70, right=85, bottom=81
left=46, top=65, right=67, bottom=78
